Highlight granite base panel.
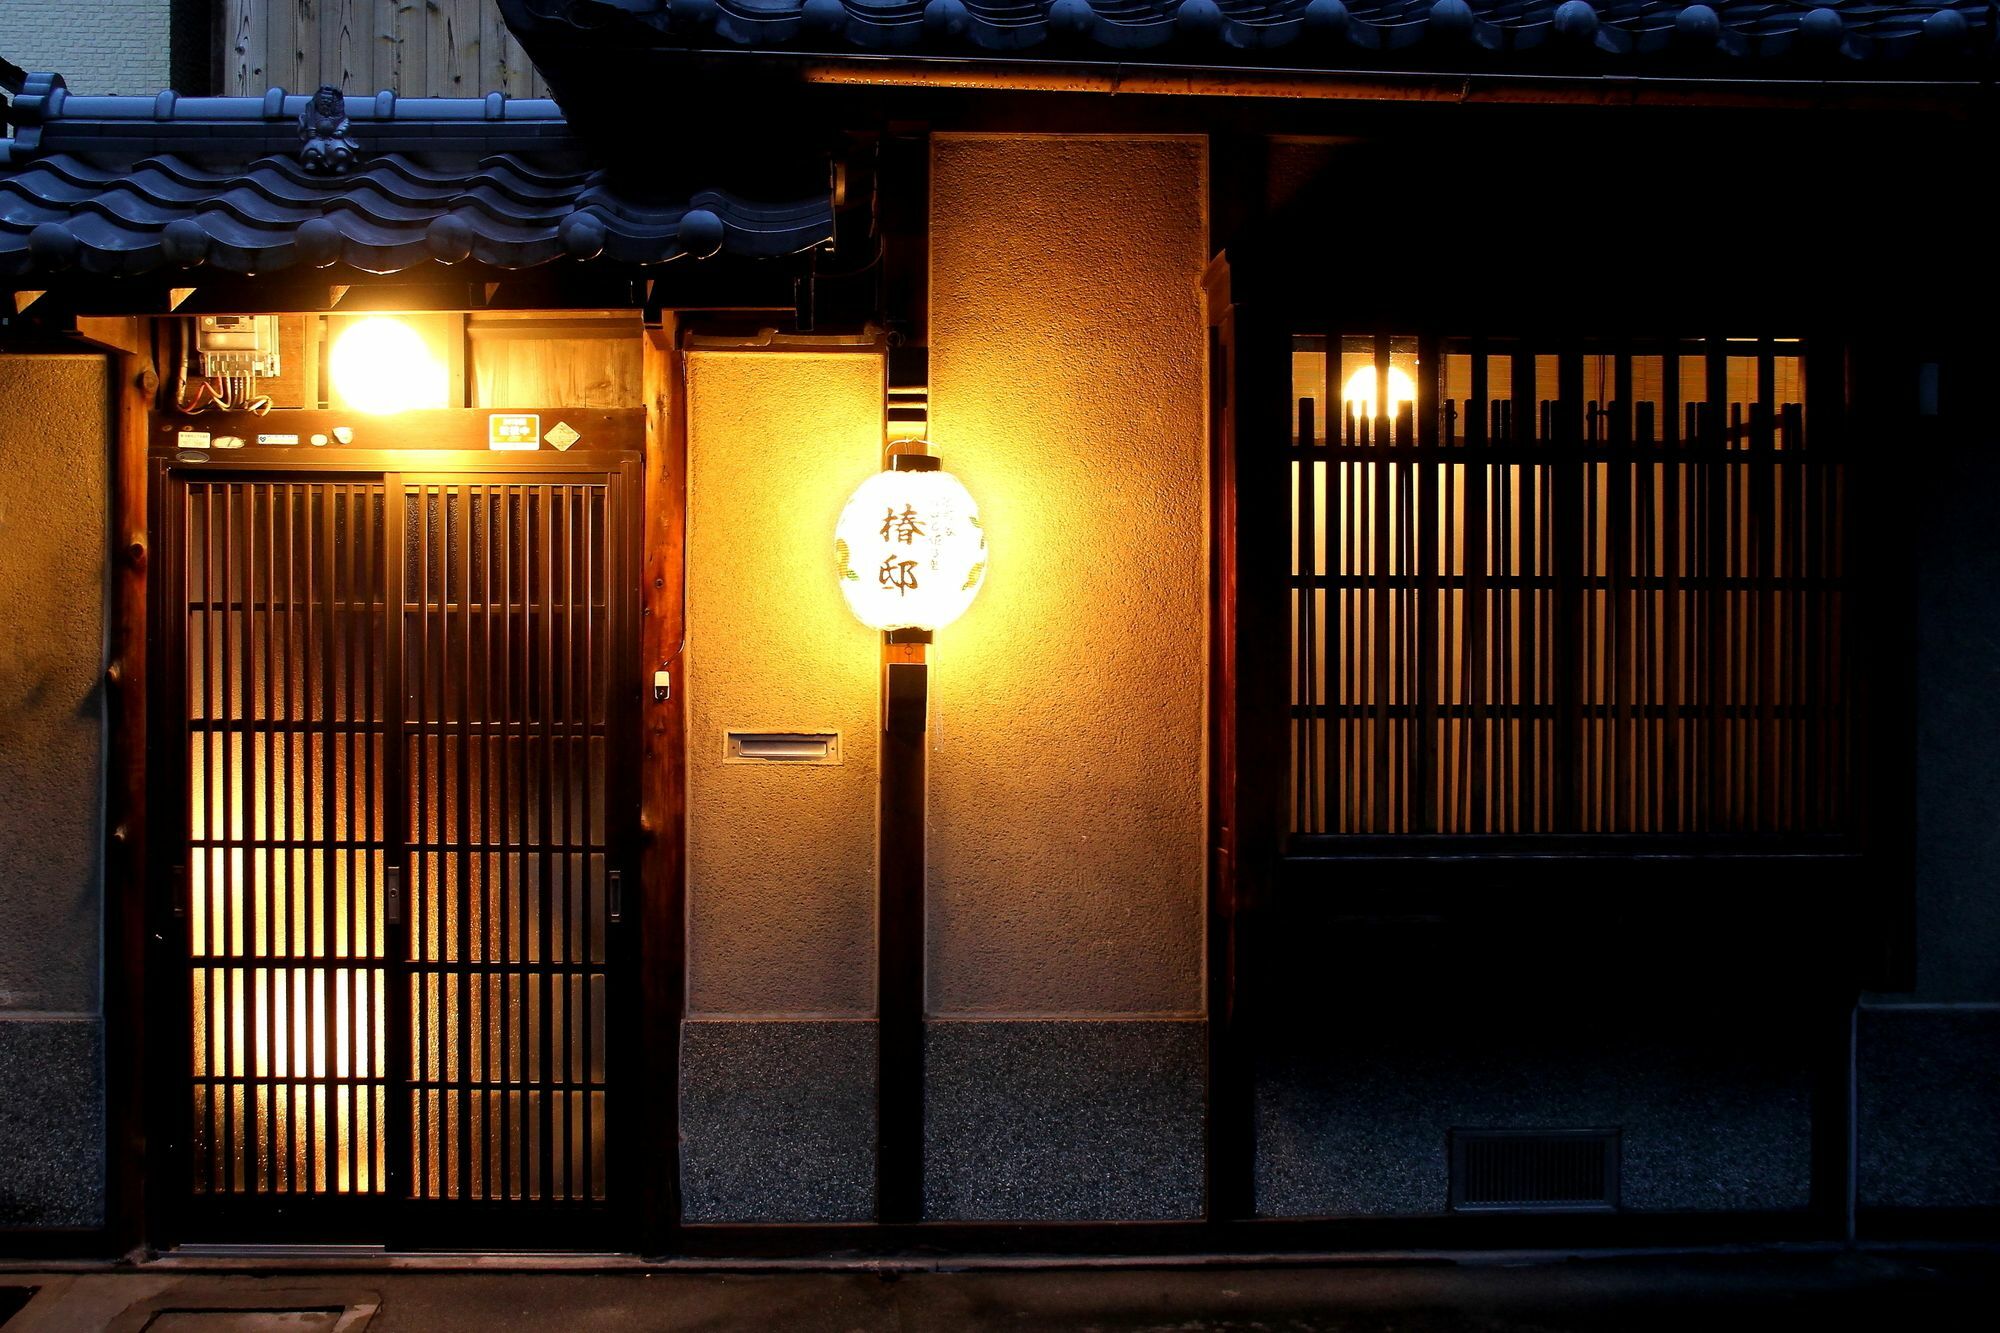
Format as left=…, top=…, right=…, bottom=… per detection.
left=923, top=1019, right=1205, bottom=1223
left=1858, top=1005, right=2000, bottom=1210
left=1255, top=1016, right=1814, bottom=1218
left=0, top=1017, right=104, bottom=1229
left=678, top=1019, right=877, bottom=1223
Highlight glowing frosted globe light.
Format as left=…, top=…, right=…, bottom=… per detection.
left=1341, top=364, right=1417, bottom=421
left=834, top=465, right=987, bottom=632
left=329, top=316, right=448, bottom=415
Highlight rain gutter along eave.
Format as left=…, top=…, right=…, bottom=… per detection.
left=727, top=50, right=1993, bottom=115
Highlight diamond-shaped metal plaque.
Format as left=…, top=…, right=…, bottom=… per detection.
left=544, top=420, right=581, bottom=451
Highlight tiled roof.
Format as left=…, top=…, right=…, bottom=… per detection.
left=499, top=0, right=1993, bottom=74
left=0, top=74, right=834, bottom=281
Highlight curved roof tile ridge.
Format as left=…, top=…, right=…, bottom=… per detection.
left=0, top=73, right=835, bottom=279
left=501, top=0, right=1995, bottom=70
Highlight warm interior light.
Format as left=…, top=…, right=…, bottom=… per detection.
left=1341, top=363, right=1418, bottom=421
left=834, top=463, right=987, bottom=632
left=329, top=316, right=448, bottom=415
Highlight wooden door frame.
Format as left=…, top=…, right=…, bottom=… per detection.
left=135, top=438, right=665, bottom=1252
left=637, top=318, right=688, bottom=1256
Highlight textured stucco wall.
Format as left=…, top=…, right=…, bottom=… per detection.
left=0, top=356, right=107, bottom=1016
left=1908, top=414, right=2000, bottom=1003
left=927, top=135, right=1209, bottom=1017
left=0, top=354, right=108, bottom=1227
left=684, top=349, right=884, bottom=1017
left=1850, top=366, right=2000, bottom=1211
left=5, top=2, right=171, bottom=93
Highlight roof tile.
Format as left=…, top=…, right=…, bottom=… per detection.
left=0, top=73, right=833, bottom=281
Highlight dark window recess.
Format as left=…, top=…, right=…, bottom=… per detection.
left=1449, top=1129, right=1621, bottom=1211
left=1287, top=334, right=1848, bottom=840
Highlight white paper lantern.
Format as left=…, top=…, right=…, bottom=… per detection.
left=834, top=461, right=987, bottom=632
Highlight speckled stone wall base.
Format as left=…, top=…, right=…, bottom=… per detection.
left=923, top=1020, right=1205, bottom=1222
left=1858, top=1005, right=2000, bottom=1209
left=0, top=1018, right=103, bottom=1228
left=679, top=1019, right=877, bottom=1222
left=1255, top=1013, right=1813, bottom=1217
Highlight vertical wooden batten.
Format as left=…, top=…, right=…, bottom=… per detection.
left=639, top=319, right=688, bottom=1250
left=75, top=316, right=157, bottom=1251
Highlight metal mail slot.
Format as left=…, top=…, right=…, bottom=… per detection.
left=724, top=731, right=842, bottom=765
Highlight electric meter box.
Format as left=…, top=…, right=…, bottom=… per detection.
left=195, top=314, right=281, bottom=378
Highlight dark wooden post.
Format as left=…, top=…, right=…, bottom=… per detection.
left=638, top=316, right=689, bottom=1254
left=1201, top=257, right=1290, bottom=1225
left=877, top=623, right=928, bottom=1224
left=876, top=130, right=932, bottom=1226
left=95, top=319, right=156, bottom=1253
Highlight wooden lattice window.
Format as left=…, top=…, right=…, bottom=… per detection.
left=1287, top=335, right=1850, bottom=840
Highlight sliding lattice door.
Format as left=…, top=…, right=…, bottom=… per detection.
left=405, top=480, right=616, bottom=1207
left=165, top=466, right=634, bottom=1243
left=183, top=480, right=392, bottom=1200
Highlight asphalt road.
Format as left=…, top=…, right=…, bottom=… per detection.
left=3, top=1249, right=1996, bottom=1331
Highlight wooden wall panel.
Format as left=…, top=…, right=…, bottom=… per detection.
left=223, top=1, right=548, bottom=99
left=227, top=0, right=268, bottom=94
left=426, top=0, right=480, bottom=97
left=470, top=332, right=644, bottom=411
left=389, top=0, right=428, bottom=102
left=320, top=0, right=368, bottom=99
left=270, top=2, right=305, bottom=99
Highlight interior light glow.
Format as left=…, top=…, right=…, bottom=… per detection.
left=329, top=316, right=448, bottom=415
left=834, top=463, right=987, bottom=632
left=1341, top=364, right=1418, bottom=422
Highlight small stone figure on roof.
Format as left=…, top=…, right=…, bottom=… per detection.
left=298, top=86, right=360, bottom=175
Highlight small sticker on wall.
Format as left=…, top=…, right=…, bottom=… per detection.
left=176, top=430, right=211, bottom=451
left=489, top=413, right=540, bottom=450
left=544, top=421, right=581, bottom=452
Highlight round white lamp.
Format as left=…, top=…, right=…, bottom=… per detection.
left=834, top=455, right=986, bottom=634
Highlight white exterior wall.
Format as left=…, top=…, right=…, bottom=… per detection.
left=5, top=1, right=172, bottom=94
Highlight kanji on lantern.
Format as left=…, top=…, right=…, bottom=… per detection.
left=834, top=463, right=987, bottom=631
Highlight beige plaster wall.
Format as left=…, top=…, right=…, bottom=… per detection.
left=926, top=135, right=1209, bottom=1017
left=684, top=348, right=885, bottom=1016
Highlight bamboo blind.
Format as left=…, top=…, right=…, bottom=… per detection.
left=1288, top=335, right=1849, bottom=839
left=223, top=1, right=550, bottom=99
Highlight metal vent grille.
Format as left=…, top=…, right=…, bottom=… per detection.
left=1449, top=1129, right=1620, bottom=1211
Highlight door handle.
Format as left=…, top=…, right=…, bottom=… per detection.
left=608, top=869, right=623, bottom=926
left=386, top=864, right=404, bottom=927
